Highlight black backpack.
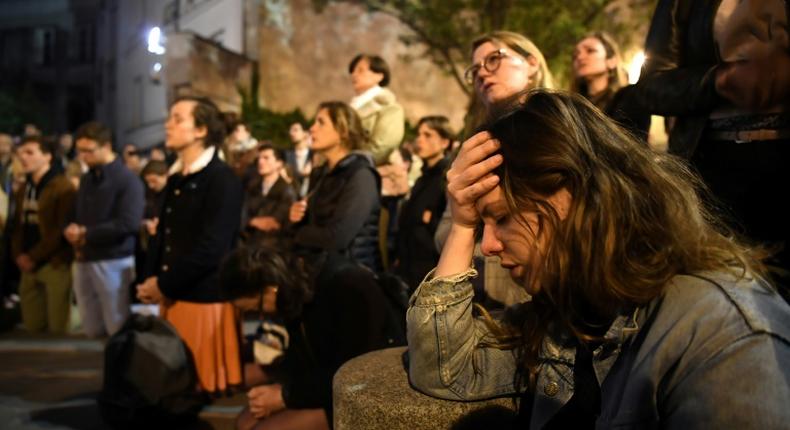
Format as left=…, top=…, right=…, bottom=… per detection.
left=97, top=314, right=205, bottom=428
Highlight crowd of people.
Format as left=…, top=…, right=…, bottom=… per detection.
left=1, top=0, right=789, bottom=427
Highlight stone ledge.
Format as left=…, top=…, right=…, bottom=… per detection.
left=334, top=347, right=516, bottom=429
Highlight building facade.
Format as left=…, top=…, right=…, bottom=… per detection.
left=0, top=0, right=102, bottom=135
left=108, top=0, right=254, bottom=149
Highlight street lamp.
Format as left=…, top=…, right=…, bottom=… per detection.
left=147, top=27, right=166, bottom=55
left=147, top=27, right=166, bottom=84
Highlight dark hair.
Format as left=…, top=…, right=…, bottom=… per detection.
left=172, top=96, right=226, bottom=147
left=75, top=121, right=113, bottom=147
left=480, top=89, right=766, bottom=389
left=220, top=246, right=312, bottom=321
left=398, top=144, right=412, bottom=165
left=141, top=160, right=169, bottom=177
left=348, top=54, right=391, bottom=87
left=257, top=142, right=285, bottom=162
left=20, top=135, right=58, bottom=156
left=417, top=116, right=455, bottom=141
left=316, top=101, right=371, bottom=152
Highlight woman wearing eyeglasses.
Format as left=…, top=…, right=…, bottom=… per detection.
left=436, top=31, right=554, bottom=306
left=463, top=31, right=554, bottom=129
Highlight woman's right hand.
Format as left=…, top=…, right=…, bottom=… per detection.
left=445, top=131, right=503, bottom=228
left=289, top=200, right=307, bottom=224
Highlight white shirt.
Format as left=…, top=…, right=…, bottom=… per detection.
left=350, top=85, right=383, bottom=110
left=169, top=146, right=216, bottom=176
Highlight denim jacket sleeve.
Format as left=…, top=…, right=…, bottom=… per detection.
left=406, top=268, right=519, bottom=400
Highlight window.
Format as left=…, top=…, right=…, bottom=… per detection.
left=33, top=28, right=55, bottom=66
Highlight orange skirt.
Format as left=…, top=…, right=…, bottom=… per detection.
left=161, top=301, right=242, bottom=394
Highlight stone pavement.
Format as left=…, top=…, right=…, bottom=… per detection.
left=0, top=329, right=246, bottom=430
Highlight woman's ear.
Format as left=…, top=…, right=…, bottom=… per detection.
left=549, top=188, right=572, bottom=221
left=605, top=57, right=617, bottom=73
left=194, top=125, right=208, bottom=141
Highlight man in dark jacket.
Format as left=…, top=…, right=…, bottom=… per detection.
left=12, top=135, right=76, bottom=333
left=65, top=122, right=144, bottom=337
left=242, top=143, right=296, bottom=248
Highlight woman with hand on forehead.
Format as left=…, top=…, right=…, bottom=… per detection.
left=408, top=90, right=790, bottom=428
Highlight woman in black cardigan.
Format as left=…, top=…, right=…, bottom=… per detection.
left=137, top=95, right=244, bottom=394
left=220, top=245, right=396, bottom=430
left=394, top=116, right=452, bottom=291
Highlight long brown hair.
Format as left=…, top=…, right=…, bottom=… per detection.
left=316, top=101, right=371, bottom=152
left=482, top=89, right=767, bottom=388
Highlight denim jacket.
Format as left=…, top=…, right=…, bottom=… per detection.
left=407, top=268, right=790, bottom=429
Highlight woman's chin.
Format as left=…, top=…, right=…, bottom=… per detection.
left=509, top=266, right=540, bottom=296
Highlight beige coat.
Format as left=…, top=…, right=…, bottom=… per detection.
left=355, top=87, right=405, bottom=165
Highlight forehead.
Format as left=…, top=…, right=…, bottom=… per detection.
left=474, top=185, right=507, bottom=217
left=472, top=41, right=502, bottom=62
left=315, top=108, right=330, bottom=120
left=19, top=142, right=43, bottom=152
left=577, top=37, right=604, bottom=50
left=290, top=123, right=303, bottom=131
left=259, top=148, right=276, bottom=157
left=171, top=100, right=196, bottom=116
left=354, top=57, right=370, bottom=70
left=418, top=123, right=437, bottom=133
left=76, top=137, right=99, bottom=147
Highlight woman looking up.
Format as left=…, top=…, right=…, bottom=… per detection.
left=348, top=54, right=405, bottom=166
left=464, top=31, right=554, bottom=125
left=289, top=101, right=381, bottom=271
left=435, top=31, right=554, bottom=305
left=394, top=116, right=453, bottom=291
left=137, top=96, right=243, bottom=395
left=571, top=32, right=628, bottom=113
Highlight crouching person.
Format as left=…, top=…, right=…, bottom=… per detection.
left=220, top=246, right=402, bottom=430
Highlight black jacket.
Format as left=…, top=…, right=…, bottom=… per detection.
left=279, top=254, right=396, bottom=418
left=241, top=175, right=296, bottom=247
left=144, top=152, right=243, bottom=303
left=628, top=0, right=722, bottom=158
left=74, top=157, right=145, bottom=262
left=292, top=152, right=381, bottom=271
left=395, top=157, right=448, bottom=290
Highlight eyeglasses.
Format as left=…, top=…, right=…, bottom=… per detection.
left=464, top=48, right=526, bottom=86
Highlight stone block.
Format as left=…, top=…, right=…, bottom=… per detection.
left=333, top=347, right=517, bottom=429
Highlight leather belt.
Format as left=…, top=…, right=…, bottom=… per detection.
left=705, top=129, right=790, bottom=143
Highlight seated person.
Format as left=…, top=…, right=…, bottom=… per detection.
left=407, top=90, right=790, bottom=428
left=220, top=245, right=402, bottom=430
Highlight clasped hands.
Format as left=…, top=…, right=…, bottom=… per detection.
left=136, top=276, right=164, bottom=304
